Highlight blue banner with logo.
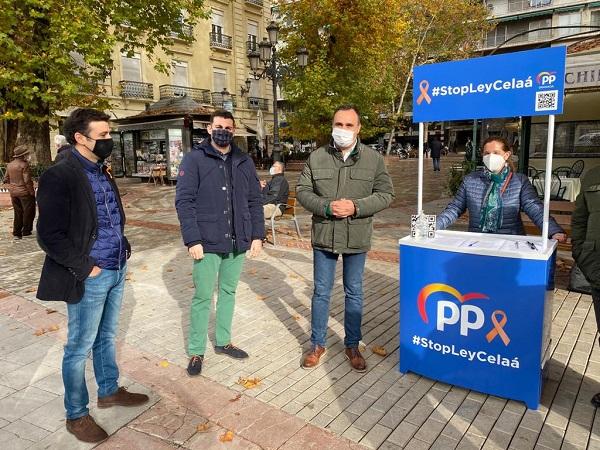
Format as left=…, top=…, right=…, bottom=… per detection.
left=399, top=244, right=554, bottom=409
left=412, top=47, right=566, bottom=122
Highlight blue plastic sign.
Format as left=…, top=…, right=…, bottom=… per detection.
left=399, top=244, right=554, bottom=408
left=412, top=47, right=566, bottom=122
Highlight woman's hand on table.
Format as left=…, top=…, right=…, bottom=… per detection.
left=551, top=233, right=567, bottom=243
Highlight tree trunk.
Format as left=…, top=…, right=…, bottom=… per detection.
left=2, top=119, right=19, bottom=163
left=16, top=118, right=51, bottom=165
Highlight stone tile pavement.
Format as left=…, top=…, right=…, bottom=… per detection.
left=0, top=155, right=598, bottom=449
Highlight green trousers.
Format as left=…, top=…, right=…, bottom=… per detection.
left=188, top=252, right=246, bottom=356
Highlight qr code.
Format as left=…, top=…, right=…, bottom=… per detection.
left=535, top=90, right=558, bottom=112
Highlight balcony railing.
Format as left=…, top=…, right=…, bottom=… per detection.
left=171, top=24, right=193, bottom=39
left=119, top=81, right=154, bottom=99
left=508, top=0, right=552, bottom=13
left=247, top=40, right=258, bottom=54
left=159, top=85, right=212, bottom=103
left=247, top=97, right=269, bottom=111
left=211, top=92, right=238, bottom=108
left=246, top=0, right=263, bottom=6
left=210, top=32, right=233, bottom=50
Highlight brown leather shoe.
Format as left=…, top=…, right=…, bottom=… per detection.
left=345, top=347, right=367, bottom=373
left=301, top=345, right=326, bottom=369
left=97, top=386, right=149, bottom=408
left=66, top=415, right=108, bottom=443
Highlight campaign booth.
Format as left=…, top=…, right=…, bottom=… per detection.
left=399, top=47, right=567, bottom=409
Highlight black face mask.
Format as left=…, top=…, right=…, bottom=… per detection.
left=85, top=136, right=114, bottom=160
left=211, top=128, right=234, bottom=148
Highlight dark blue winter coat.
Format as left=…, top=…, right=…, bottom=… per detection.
left=437, top=169, right=563, bottom=237
left=175, top=139, right=265, bottom=253
left=72, top=150, right=127, bottom=269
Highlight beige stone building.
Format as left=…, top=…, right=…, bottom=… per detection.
left=55, top=0, right=275, bottom=179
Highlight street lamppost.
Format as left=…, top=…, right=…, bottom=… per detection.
left=247, top=21, right=308, bottom=162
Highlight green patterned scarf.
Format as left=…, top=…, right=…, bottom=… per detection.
left=480, top=166, right=510, bottom=233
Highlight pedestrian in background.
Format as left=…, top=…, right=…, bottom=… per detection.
left=571, top=166, right=600, bottom=407
left=175, top=110, right=264, bottom=377
left=54, top=134, right=71, bottom=162
left=296, top=104, right=394, bottom=373
left=3, top=144, right=36, bottom=240
left=430, top=134, right=443, bottom=172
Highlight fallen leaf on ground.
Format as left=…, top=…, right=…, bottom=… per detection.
left=237, top=377, right=261, bottom=389
left=158, top=360, right=169, bottom=368
left=46, top=309, right=57, bottom=314
left=293, top=315, right=301, bottom=321
left=262, top=276, right=270, bottom=280
left=359, top=344, right=367, bottom=352
left=25, top=287, right=36, bottom=293
left=48, top=325, right=60, bottom=332
left=34, top=328, right=46, bottom=336
left=219, top=430, right=234, bottom=442
left=166, top=268, right=174, bottom=272
left=125, top=273, right=133, bottom=281
left=372, top=346, right=387, bottom=356
left=256, top=295, right=267, bottom=301
left=196, top=422, right=210, bottom=433
left=247, top=269, right=257, bottom=275
left=140, top=265, right=148, bottom=271
left=229, top=393, right=242, bottom=402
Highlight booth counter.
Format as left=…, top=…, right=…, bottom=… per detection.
left=399, top=230, right=556, bottom=409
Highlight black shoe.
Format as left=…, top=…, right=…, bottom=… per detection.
left=591, top=393, right=600, bottom=408
left=214, top=344, right=249, bottom=359
left=187, top=355, right=203, bottom=376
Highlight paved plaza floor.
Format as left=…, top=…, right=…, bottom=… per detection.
left=0, top=155, right=598, bottom=449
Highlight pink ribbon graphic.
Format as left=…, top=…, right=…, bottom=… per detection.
left=485, top=310, right=510, bottom=346
left=417, top=80, right=432, bottom=105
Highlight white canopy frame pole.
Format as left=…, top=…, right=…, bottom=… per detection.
left=541, top=114, right=555, bottom=252
left=418, top=122, right=425, bottom=216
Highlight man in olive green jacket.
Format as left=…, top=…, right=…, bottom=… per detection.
left=296, top=105, right=394, bottom=373
left=572, top=166, right=600, bottom=407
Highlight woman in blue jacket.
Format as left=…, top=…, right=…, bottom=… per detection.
left=437, top=137, right=566, bottom=241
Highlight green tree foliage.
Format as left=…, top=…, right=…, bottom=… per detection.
left=278, top=0, right=490, bottom=144
left=0, top=0, right=209, bottom=162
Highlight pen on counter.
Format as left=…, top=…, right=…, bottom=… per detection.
left=526, top=241, right=537, bottom=250
left=468, top=241, right=478, bottom=247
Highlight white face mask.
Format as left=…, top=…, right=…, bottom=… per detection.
left=332, top=127, right=356, bottom=149
left=269, top=167, right=276, bottom=176
left=483, top=153, right=507, bottom=173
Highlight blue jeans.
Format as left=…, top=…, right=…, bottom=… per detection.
left=63, top=266, right=127, bottom=419
left=433, top=157, right=440, bottom=171
left=311, top=249, right=366, bottom=348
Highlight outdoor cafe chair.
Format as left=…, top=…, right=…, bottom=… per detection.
left=570, top=159, right=584, bottom=178
left=533, top=171, right=566, bottom=201
left=552, top=166, right=572, bottom=178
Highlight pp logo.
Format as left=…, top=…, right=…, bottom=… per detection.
left=536, top=71, right=556, bottom=86
left=417, top=283, right=510, bottom=346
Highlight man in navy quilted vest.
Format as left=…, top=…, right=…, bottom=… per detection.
left=36, top=108, right=148, bottom=443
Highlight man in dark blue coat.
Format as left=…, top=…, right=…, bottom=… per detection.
left=175, top=110, right=264, bottom=376
left=36, top=108, right=148, bottom=443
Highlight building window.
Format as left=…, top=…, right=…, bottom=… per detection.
left=247, top=20, right=258, bottom=52
left=558, top=11, right=581, bottom=37
left=591, top=10, right=600, bottom=27
left=213, top=68, right=227, bottom=93
left=121, top=53, right=142, bottom=82
left=528, top=18, right=552, bottom=41
left=249, top=78, right=260, bottom=98
left=173, top=60, right=189, bottom=87
left=531, top=121, right=600, bottom=156
left=212, top=9, right=224, bottom=36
